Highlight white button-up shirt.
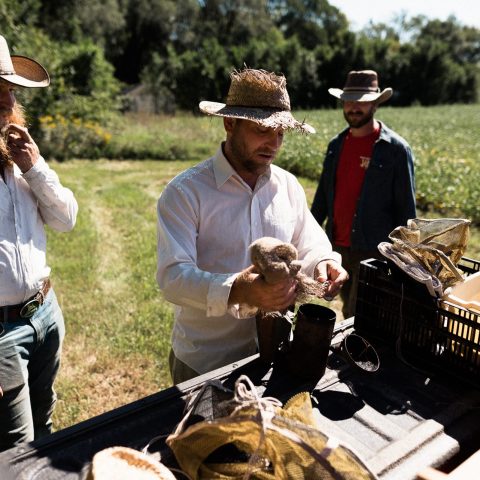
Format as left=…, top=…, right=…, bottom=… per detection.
left=157, top=146, right=341, bottom=374
left=0, top=158, right=78, bottom=306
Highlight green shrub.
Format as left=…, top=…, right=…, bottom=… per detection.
left=38, top=114, right=112, bottom=160
left=10, top=31, right=121, bottom=139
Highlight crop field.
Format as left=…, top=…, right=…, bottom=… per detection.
left=109, top=104, right=480, bottom=221
left=48, top=104, right=480, bottom=431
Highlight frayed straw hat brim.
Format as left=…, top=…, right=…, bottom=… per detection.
left=199, top=101, right=315, bottom=134
left=328, top=87, right=392, bottom=104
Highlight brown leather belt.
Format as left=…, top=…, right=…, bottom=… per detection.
left=0, top=279, right=52, bottom=322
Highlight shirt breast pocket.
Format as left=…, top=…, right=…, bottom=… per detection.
left=264, top=215, right=296, bottom=242
left=367, top=161, right=393, bottom=188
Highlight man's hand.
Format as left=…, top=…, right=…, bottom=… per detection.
left=314, top=259, right=349, bottom=299
left=4, top=123, right=40, bottom=173
left=229, top=265, right=297, bottom=312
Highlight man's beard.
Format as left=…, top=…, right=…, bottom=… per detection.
left=343, top=106, right=375, bottom=129
left=0, top=104, right=26, bottom=168
left=228, top=132, right=276, bottom=176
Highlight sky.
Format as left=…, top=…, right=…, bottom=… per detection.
left=328, top=0, right=480, bottom=31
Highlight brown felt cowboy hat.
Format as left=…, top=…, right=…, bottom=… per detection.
left=0, top=35, right=49, bottom=88
left=199, top=68, right=315, bottom=133
left=329, top=70, right=392, bottom=104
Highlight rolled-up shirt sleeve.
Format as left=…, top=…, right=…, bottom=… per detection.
left=23, top=157, right=78, bottom=231
left=156, top=185, right=235, bottom=317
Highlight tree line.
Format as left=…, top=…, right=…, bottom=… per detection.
left=1, top=0, right=479, bottom=125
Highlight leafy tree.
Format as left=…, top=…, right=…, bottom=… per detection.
left=36, top=0, right=127, bottom=51
left=195, top=0, right=274, bottom=46
left=5, top=0, right=480, bottom=113
left=356, top=15, right=480, bottom=105
left=397, top=17, right=480, bottom=104
left=0, top=0, right=41, bottom=42
left=147, top=36, right=231, bottom=111
left=9, top=32, right=121, bottom=135
left=268, top=0, right=349, bottom=50
left=169, top=0, right=202, bottom=52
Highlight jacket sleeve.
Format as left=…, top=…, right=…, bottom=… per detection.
left=393, top=143, right=416, bottom=226
left=311, top=141, right=333, bottom=227
left=311, top=169, right=328, bottom=227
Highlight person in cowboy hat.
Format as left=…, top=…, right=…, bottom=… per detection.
left=0, top=35, right=78, bottom=451
left=157, top=67, right=348, bottom=384
left=311, top=70, right=416, bottom=319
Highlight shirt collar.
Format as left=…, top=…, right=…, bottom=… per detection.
left=376, top=121, right=394, bottom=143
left=213, top=144, right=236, bottom=188
left=212, top=143, right=272, bottom=189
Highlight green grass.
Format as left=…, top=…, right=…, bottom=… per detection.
left=47, top=104, right=480, bottom=430
left=48, top=160, right=196, bottom=427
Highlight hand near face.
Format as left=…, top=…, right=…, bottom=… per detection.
left=4, top=123, right=40, bottom=173
left=314, top=259, right=349, bottom=299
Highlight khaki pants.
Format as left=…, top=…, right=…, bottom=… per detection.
left=169, top=348, right=200, bottom=385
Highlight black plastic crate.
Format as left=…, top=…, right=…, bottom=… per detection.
left=354, top=257, right=480, bottom=386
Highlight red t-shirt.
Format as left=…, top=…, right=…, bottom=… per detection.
left=333, top=126, right=380, bottom=247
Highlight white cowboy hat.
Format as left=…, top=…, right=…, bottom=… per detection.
left=199, top=68, right=315, bottom=133
left=0, top=35, right=49, bottom=88
left=329, top=70, right=392, bottom=104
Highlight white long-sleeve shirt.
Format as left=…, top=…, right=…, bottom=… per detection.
left=0, top=157, right=78, bottom=306
left=157, top=146, right=340, bottom=374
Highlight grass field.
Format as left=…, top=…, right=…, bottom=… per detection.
left=109, top=105, right=480, bottom=221
left=47, top=105, right=480, bottom=431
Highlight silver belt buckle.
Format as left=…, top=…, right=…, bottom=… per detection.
left=20, top=297, right=41, bottom=319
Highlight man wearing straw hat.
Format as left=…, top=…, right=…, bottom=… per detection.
left=311, top=70, right=416, bottom=319
left=157, top=67, right=348, bottom=384
left=0, top=35, right=78, bottom=450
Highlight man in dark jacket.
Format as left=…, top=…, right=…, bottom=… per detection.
left=311, top=70, right=416, bottom=318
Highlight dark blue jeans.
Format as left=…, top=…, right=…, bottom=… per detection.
left=0, top=289, right=65, bottom=451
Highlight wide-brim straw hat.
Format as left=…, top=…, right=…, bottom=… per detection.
left=329, top=70, right=392, bottom=104
left=199, top=68, right=315, bottom=134
left=0, top=35, right=49, bottom=88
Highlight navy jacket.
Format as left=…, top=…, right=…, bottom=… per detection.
left=311, top=122, right=416, bottom=251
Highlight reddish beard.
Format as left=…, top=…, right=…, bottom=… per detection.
left=0, top=104, right=26, bottom=167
